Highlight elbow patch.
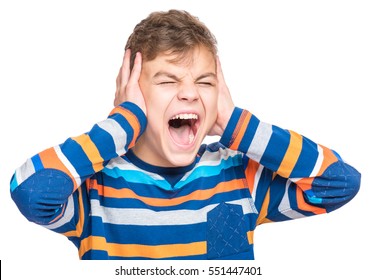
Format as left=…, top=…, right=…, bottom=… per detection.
left=310, top=161, right=361, bottom=212
left=11, top=169, right=74, bottom=225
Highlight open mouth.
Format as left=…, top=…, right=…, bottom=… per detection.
left=168, top=113, right=199, bottom=146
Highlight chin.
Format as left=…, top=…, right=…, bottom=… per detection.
left=165, top=149, right=198, bottom=167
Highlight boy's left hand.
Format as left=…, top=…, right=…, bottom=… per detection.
left=208, top=56, right=235, bottom=136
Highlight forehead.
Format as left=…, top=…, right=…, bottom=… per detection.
left=142, top=47, right=216, bottom=77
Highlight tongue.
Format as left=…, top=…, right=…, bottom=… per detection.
left=169, top=124, right=194, bottom=145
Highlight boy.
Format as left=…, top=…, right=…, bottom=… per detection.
left=10, top=9, right=361, bottom=260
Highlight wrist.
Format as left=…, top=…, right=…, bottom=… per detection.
left=219, top=106, right=235, bottom=133
left=219, top=107, right=245, bottom=148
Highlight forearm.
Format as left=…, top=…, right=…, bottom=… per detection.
left=220, top=107, right=361, bottom=210
left=10, top=101, right=146, bottom=224
left=221, top=107, right=339, bottom=177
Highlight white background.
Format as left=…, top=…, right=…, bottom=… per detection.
left=1, top=0, right=375, bottom=279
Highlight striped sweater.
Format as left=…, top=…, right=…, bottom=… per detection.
left=10, top=102, right=361, bottom=260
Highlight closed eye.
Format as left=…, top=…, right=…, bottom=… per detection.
left=197, top=82, right=214, bottom=86
left=158, top=81, right=176, bottom=85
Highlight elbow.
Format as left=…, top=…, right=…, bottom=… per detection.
left=10, top=169, right=74, bottom=225
left=335, top=160, right=361, bottom=201
left=310, top=161, right=361, bottom=212
left=330, top=167, right=361, bottom=212
left=346, top=166, right=361, bottom=199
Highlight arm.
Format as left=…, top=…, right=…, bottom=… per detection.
left=10, top=50, right=147, bottom=227
left=220, top=108, right=361, bottom=222
left=10, top=102, right=146, bottom=225
left=213, top=57, right=361, bottom=223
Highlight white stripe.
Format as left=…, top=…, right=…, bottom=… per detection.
left=199, top=147, right=242, bottom=166
left=180, top=148, right=243, bottom=181
left=44, top=195, right=75, bottom=230
left=90, top=197, right=257, bottom=226
left=105, top=146, right=243, bottom=183
left=247, top=122, right=272, bottom=162
left=54, top=145, right=82, bottom=187
left=231, top=198, right=259, bottom=215
left=289, top=177, right=302, bottom=183
left=278, top=180, right=306, bottom=219
left=252, top=164, right=265, bottom=199
left=15, top=158, right=35, bottom=186
left=97, top=119, right=127, bottom=156
left=310, top=144, right=324, bottom=177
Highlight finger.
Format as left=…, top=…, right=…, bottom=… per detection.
left=120, top=49, right=132, bottom=88
left=115, top=66, right=122, bottom=93
left=216, top=56, right=225, bottom=83
left=128, top=52, right=142, bottom=85
left=114, top=50, right=131, bottom=106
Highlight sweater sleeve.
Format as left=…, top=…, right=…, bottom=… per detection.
left=10, top=102, right=147, bottom=229
left=220, top=107, right=361, bottom=223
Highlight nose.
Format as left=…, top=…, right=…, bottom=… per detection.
left=177, top=84, right=199, bottom=102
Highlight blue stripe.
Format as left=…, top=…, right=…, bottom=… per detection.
left=95, top=218, right=207, bottom=245
left=118, top=101, right=147, bottom=134
left=290, top=137, right=318, bottom=178
left=90, top=187, right=252, bottom=211
left=102, top=153, right=244, bottom=192
left=259, top=125, right=289, bottom=171
left=90, top=124, right=117, bottom=160
left=100, top=160, right=245, bottom=199
left=220, top=107, right=243, bottom=146
left=268, top=175, right=287, bottom=213
left=31, top=154, right=44, bottom=171
left=60, top=137, right=95, bottom=178
left=10, top=174, right=18, bottom=192
left=81, top=250, right=208, bottom=260
left=175, top=153, right=243, bottom=188
left=108, top=113, right=134, bottom=145
left=305, top=189, right=323, bottom=204
left=91, top=250, right=254, bottom=260
left=238, top=114, right=259, bottom=153
left=253, top=167, right=274, bottom=211
left=103, top=167, right=171, bottom=190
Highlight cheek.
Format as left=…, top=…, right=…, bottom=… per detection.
left=140, top=86, right=167, bottom=114
left=201, top=92, right=218, bottom=122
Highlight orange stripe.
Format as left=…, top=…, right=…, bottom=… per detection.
left=91, top=178, right=247, bottom=207
left=110, top=107, right=141, bottom=148
left=277, top=130, right=302, bottom=178
left=79, top=236, right=206, bottom=259
left=295, top=177, right=315, bottom=192
left=38, top=147, right=77, bottom=189
left=256, top=188, right=273, bottom=225
left=317, top=145, right=339, bottom=176
left=244, top=159, right=259, bottom=194
left=230, top=112, right=251, bottom=151
left=295, top=145, right=339, bottom=192
left=49, top=203, right=66, bottom=223
left=63, top=186, right=85, bottom=238
left=296, top=188, right=327, bottom=215
left=247, top=230, right=254, bottom=245
left=71, top=134, right=104, bottom=172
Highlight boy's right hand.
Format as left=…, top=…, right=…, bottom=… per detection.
left=114, top=49, right=147, bottom=116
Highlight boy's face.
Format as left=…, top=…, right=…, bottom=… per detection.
left=133, top=46, right=218, bottom=167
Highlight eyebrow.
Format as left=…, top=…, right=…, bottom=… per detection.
left=195, top=73, right=217, bottom=82
left=152, top=71, right=217, bottom=82
left=153, top=71, right=180, bottom=81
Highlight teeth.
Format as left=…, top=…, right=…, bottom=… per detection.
left=171, top=113, right=198, bottom=120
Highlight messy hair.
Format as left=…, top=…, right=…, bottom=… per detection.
left=125, top=9, right=217, bottom=69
